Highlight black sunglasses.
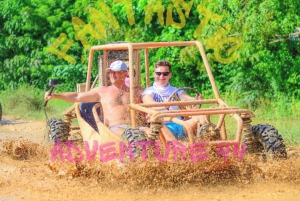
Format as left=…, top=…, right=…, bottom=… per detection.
left=155, top=72, right=170, bottom=76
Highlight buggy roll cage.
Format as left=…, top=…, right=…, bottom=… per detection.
left=82, top=41, right=254, bottom=146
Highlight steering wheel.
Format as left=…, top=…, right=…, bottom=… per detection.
left=167, top=87, right=202, bottom=110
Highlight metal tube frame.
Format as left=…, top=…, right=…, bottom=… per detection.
left=82, top=41, right=254, bottom=147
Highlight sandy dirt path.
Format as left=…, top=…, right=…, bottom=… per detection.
left=0, top=115, right=300, bottom=201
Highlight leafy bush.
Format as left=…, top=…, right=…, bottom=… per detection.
left=50, top=63, right=87, bottom=92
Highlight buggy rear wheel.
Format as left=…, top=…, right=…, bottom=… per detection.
left=248, top=124, right=287, bottom=160
left=120, top=128, right=148, bottom=157
left=196, top=124, right=221, bottom=141
left=46, top=118, right=70, bottom=143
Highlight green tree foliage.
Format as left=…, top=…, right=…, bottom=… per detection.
left=220, top=0, right=300, bottom=104
left=0, top=0, right=86, bottom=92
left=0, top=0, right=299, bottom=107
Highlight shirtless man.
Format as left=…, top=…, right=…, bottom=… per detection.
left=44, top=60, right=132, bottom=136
left=142, top=60, right=207, bottom=139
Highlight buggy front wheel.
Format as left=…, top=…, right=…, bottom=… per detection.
left=248, top=124, right=287, bottom=160
left=45, top=118, right=70, bottom=143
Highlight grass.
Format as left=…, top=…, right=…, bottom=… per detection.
left=0, top=85, right=299, bottom=146
left=251, top=118, right=299, bottom=147
left=220, top=115, right=300, bottom=147
left=0, top=84, right=73, bottom=120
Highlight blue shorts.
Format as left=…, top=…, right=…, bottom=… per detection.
left=165, top=122, right=188, bottom=139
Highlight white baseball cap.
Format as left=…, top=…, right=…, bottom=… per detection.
left=106, top=60, right=128, bottom=72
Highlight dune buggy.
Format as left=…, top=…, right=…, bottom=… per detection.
left=45, top=41, right=287, bottom=160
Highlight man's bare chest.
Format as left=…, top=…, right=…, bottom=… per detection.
left=101, top=92, right=130, bottom=106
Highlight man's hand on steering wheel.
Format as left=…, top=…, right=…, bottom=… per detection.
left=195, top=93, right=204, bottom=100
left=163, top=98, right=171, bottom=110
left=167, top=87, right=203, bottom=109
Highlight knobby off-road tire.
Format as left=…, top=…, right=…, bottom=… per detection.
left=196, top=124, right=221, bottom=141
left=0, top=102, right=2, bottom=121
left=46, top=118, right=70, bottom=143
left=249, top=124, right=287, bottom=160
left=120, top=128, right=148, bottom=157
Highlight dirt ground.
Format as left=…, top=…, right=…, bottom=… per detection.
left=0, top=115, right=300, bottom=201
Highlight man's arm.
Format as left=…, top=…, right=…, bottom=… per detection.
left=179, top=91, right=203, bottom=101
left=142, top=94, right=169, bottom=111
left=45, top=87, right=101, bottom=103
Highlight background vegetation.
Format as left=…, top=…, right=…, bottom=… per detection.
left=0, top=0, right=299, bottom=122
